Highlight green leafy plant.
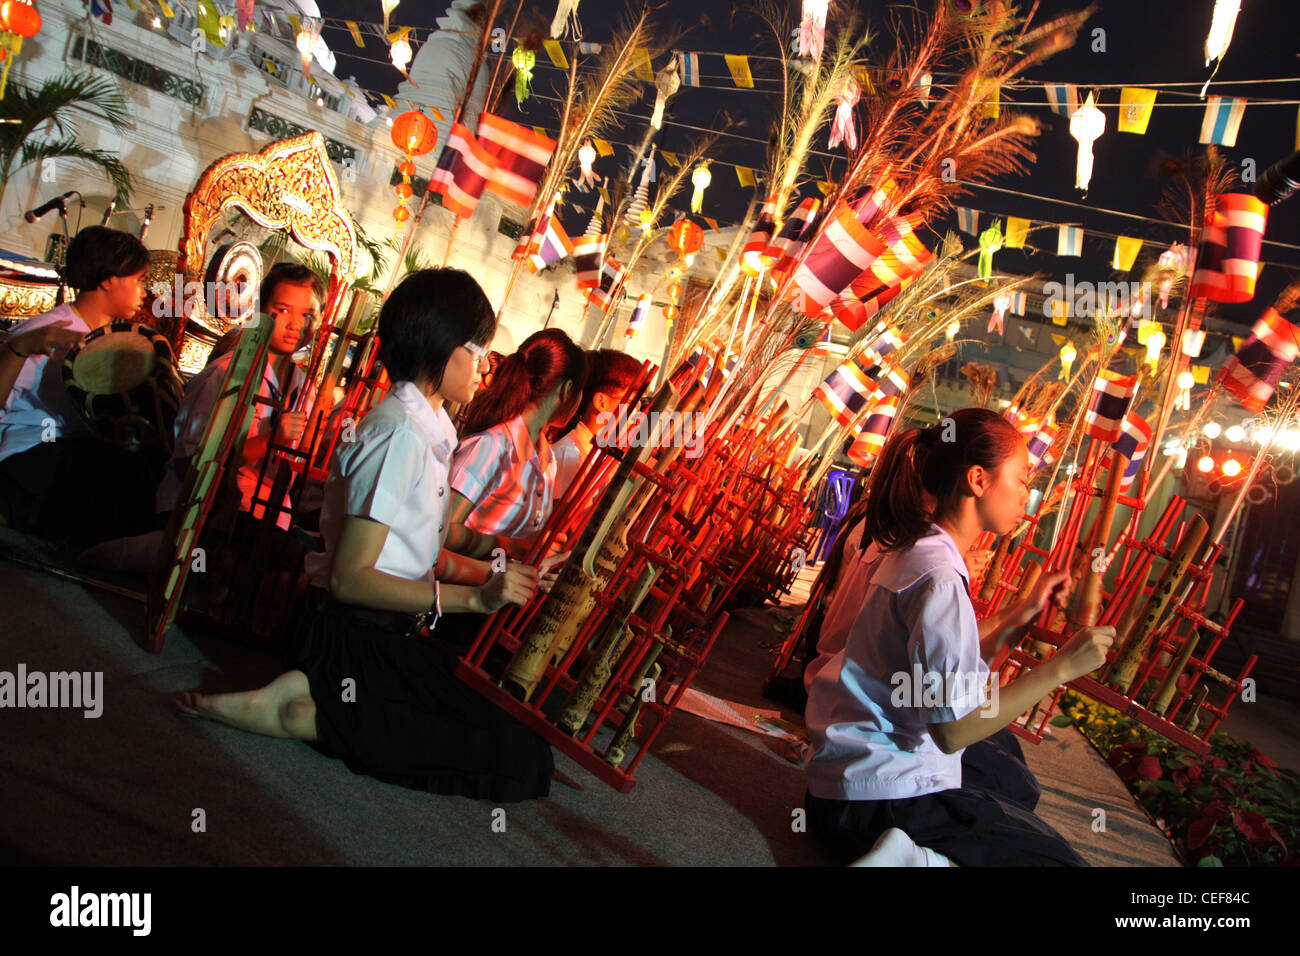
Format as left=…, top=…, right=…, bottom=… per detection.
left=1056, top=690, right=1300, bottom=866
left=0, top=73, right=134, bottom=209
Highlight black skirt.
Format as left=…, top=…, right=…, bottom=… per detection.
left=282, top=595, right=553, bottom=803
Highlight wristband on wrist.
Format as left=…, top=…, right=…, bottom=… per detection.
left=416, top=580, right=442, bottom=633
left=5, top=340, right=30, bottom=359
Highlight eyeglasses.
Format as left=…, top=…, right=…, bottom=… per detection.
left=461, top=340, right=489, bottom=360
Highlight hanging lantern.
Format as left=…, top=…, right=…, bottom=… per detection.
left=668, top=218, right=704, bottom=260
left=296, top=27, right=315, bottom=80
left=666, top=282, right=682, bottom=304
left=576, top=140, right=598, bottom=190
left=0, top=0, right=41, bottom=98
left=551, top=0, right=581, bottom=40
left=1069, top=92, right=1105, bottom=192
left=639, top=207, right=655, bottom=233
left=1205, top=1, right=1241, bottom=68
left=988, top=293, right=1010, bottom=335
left=690, top=163, right=712, bottom=214
left=663, top=303, right=679, bottom=323
left=1145, top=328, right=1166, bottom=367
left=651, top=56, right=680, bottom=130
left=390, top=111, right=437, bottom=229
left=1059, top=342, right=1077, bottom=381
left=828, top=77, right=861, bottom=152
left=381, top=0, right=401, bottom=35
left=1157, top=243, right=1188, bottom=308
left=512, top=45, right=536, bottom=107
left=390, top=32, right=414, bottom=80
left=1176, top=370, right=1195, bottom=410
left=977, top=220, right=1003, bottom=280
left=798, top=1, right=829, bottom=61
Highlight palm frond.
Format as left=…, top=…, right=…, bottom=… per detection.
left=16, top=137, right=133, bottom=204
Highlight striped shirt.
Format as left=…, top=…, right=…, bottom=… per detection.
left=449, top=414, right=556, bottom=537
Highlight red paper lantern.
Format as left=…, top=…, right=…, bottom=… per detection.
left=667, top=218, right=703, bottom=258
left=666, top=282, right=682, bottom=302
left=390, top=110, right=437, bottom=156
left=398, top=159, right=416, bottom=177
left=662, top=304, right=678, bottom=322
left=395, top=182, right=413, bottom=199
left=393, top=206, right=411, bottom=223
left=2, top=1, right=41, bottom=38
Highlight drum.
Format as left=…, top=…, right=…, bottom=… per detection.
left=61, top=320, right=184, bottom=452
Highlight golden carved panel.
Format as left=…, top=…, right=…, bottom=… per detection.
left=178, top=131, right=357, bottom=335
left=0, top=279, right=59, bottom=321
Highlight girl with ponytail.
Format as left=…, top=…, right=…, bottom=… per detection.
left=803, top=408, right=1115, bottom=866
left=445, top=329, right=588, bottom=560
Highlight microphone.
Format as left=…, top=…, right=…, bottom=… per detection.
left=24, top=191, right=79, bottom=223
left=1254, top=150, right=1300, bottom=206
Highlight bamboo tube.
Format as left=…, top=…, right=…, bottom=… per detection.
left=978, top=535, right=1014, bottom=604
left=1150, top=622, right=1201, bottom=716
left=605, top=657, right=662, bottom=769
left=502, top=383, right=677, bottom=700
left=1073, top=452, right=1128, bottom=627
left=1184, top=684, right=1210, bottom=733
left=1109, top=514, right=1209, bottom=694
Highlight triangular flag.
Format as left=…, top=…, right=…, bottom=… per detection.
left=1004, top=217, right=1030, bottom=249
left=1118, top=88, right=1156, bottom=134
left=381, top=93, right=397, bottom=109
left=287, top=12, right=301, bottom=35
left=599, top=185, right=611, bottom=206
left=716, top=247, right=728, bottom=263
left=632, top=48, right=654, bottom=83
left=533, top=126, right=548, bottom=137
left=1113, top=236, right=1142, bottom=271
left=978, top=79, right=1000, bottom=119
left=593, top=139, right=615, bottom=157
left=158, top=0, right=174, bottom=15
left=660, top=150, right=680, bottom=167
left=735, top=165, right=756, bottom=188
left=703, top=217, right=720, bottom=231
left=431, top=106, right=446, bottom=122
left=543, top=39, right=568, bottom=69
left=817, top=181, right=836, bottom=195
left=346, top=20, right=364, bottom=47
left=725, top=55, right=754, bottom=89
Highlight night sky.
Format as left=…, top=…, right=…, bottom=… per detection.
left=318, top=0, right=1300, bottom=329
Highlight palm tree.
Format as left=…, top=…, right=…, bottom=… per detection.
left=0, top=73, right=134, bottom=210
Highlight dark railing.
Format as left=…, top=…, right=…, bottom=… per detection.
left=71, top=35, right=205, bottom=106
left=247, top=107, right=357, bottom=164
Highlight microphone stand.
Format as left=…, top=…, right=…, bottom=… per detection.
left=54, top=199, right=72, bottom=306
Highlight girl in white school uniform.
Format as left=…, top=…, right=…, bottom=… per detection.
left=804, top=408, right=1115, bottom=865
left=444, top=328, right=587, bottom=562
left=176, top=269, right=554, bottom=802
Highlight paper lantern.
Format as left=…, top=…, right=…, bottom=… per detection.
left=391, top=110, right=437, bottom=156
left=0, top=0, right=41, bottom=98
left=390, top=36, right=413, bottom=75
left=668, top=219, right=704, bottom=258
left=1145, top=328, right=1165, bottom=366
left=512, top=46, right=535, bottom=106
left=1205, top=1, right=1241, bottom=67
left=576, top=141, right=598, bottom=190
left=381, top=0, right=400, bottom=35
left=1059, top=342, right=1076, bottom=380
left=798, top=1, right=829, bottom=60
left=393, top=206, right=411, bottom=223
left=690, top=164, right=711, bottom=214
left=1069, top=92, right=1105, bottom=192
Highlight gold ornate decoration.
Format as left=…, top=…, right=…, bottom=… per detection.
left=178, top=131, right=357, bottom=335
left=0, top=278, right=59, bottom=321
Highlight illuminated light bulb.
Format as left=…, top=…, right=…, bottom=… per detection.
left=152, top=16, right=161, bottom=28
left=296, top=30, right=313, bottom=55
left=385, top=116, right=395, bottom=126
left=1145, top=327, right=1166, bottom=364
left=1203, top=422, right=1221, bottom=439
left=1284, top=429, right=1300, bottom=452
left=1222, top=458, right=1242, bottom=477
left=1226, top=425, right=1245, bottom=442
left=1178, top=370, right=1195, bottom=390
left=1197, top=456, right=1215, bottom=473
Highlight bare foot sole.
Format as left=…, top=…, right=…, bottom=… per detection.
left=174, top=690, right=256, bottom=731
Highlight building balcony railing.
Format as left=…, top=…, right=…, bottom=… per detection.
left=248, top=107, right=357, bottom=165
left=70, top=34, right=206, bottom=107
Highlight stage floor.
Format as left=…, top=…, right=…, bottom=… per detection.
left=0, top=532, right=1181, bottom=866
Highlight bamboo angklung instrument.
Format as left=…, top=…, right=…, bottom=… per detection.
left=1108, top=513, right=1209, bottom=694
left=1072, top=451, right=1129, bottom=627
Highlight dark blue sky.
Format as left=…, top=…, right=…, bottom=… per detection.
left=320, top=0, right=1300, bottom=328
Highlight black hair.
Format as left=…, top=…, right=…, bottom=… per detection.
left=557, top=348, right=642, bottom=434
left=863, top=407, right=1024, bottom=552
left=377, top=268, right=496, bottom=387
left=460, top=328, right=587, bottom=436
left=259, top=262, right=325, bottom=313
left=64, top=226, right=151, bottom=294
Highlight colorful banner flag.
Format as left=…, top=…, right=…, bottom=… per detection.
left=815, top=356, right=882, bottom=428
left=429, top=122, right=496, bottom=219
left=1026, top=424, right=1058, bottom=471
left=957, top=207, right=978, bottom=235
left=1118, top=88, right=1156, bottom=134
left=1009, top=291, right=1027, bottom=316
left=1005, top=217, right=1030, bottom=249
left=725, top=54, right=754, bottom=89
left=791, top=205, right=887, bottom=317
left=476, top=113, right=556, bottom=209
left=346, top=20, right=364, bottom=47
left=588, top=258, right=626, bottom=312
left=518, top=208, right=574, bottom=273
left=1189, top=193, right=1268, bottom=304
left=848, top=396, right=901, bottom=465
left=593, top=138, right=615, bottom=158
left=1217, top=307, right=1300, bottom=412
left=625, top=293, right=651, bottom=339
left=631, top=48, right=654, bottom=82
left=1113, top=236, right=1143, bottom=271
left=659, top=150, right=680, bottom=167
left=577, top=42, right=603, bottom=55
left=735, top=165, right=756, bottom=189
left=1057, top=224, right=1083, bottom=257
left=1107, top=411, right=1152, bottom=491
left=1044, top=83, right=1078, bottom=118
left=543, top=39, right=568, bottom=69
left=767, top=197, right=821, bottom=280
left=742, top=196, right=778, bottom=275
left=1083, top=370, right=1139, bottom=443
left=679, top=52, right=699, bottom=87
left=573, top=234, right=606, bottom=291
left=1200, top=96, right=1247, bottom=147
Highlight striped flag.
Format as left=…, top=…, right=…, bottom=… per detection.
left=957, top=207, right=978, bottom=235
left=874, top=358, right=910, bottom=398
left=1199, top=96, right=1247, bottom=147
left=831, top=274, right=914, bottom=332
left=679, top=52, right=700, bottom=87
left=1009, top=291, right=1027, bottom=316
left=1217, top=307, right=1300, bottom=412
left=1057, top=224, right=1083, bottom=257
left=790, top=204, right=887, bottom=317
left=518, top=208, right=573, bottom=273
left=477, top=113, right=556, bottom=209
left=429, top=122, right=496, bottom=219
left=767, top=197, right=821, bottom=280
left=1045, top=83, right=1078, bottom=118
left=1106, top=411, right=1152, bottom=491
left=848, top=396, right=901, bottom=465
left=814, top=356, right=882, bottom=427
left=587, top=258, right=625, bottom=313
left=625, top=293, right=651, bottom=339
left=1083, top=370, right=1139, bottom=443
left=742, top=195, right=779, bottom=275
left=858, top=324, right=905, bottom=376
left=573, top=234, right=606, bottom=291
left=1189, top=193, right=1269, bottom=304
left=868, top=216, right=934, bottom=288
left=577, top=41, right=602, bottom=55
left=810, top=323, right=837, bottom=356
left=1026, top=424, right=1058, bottom=471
